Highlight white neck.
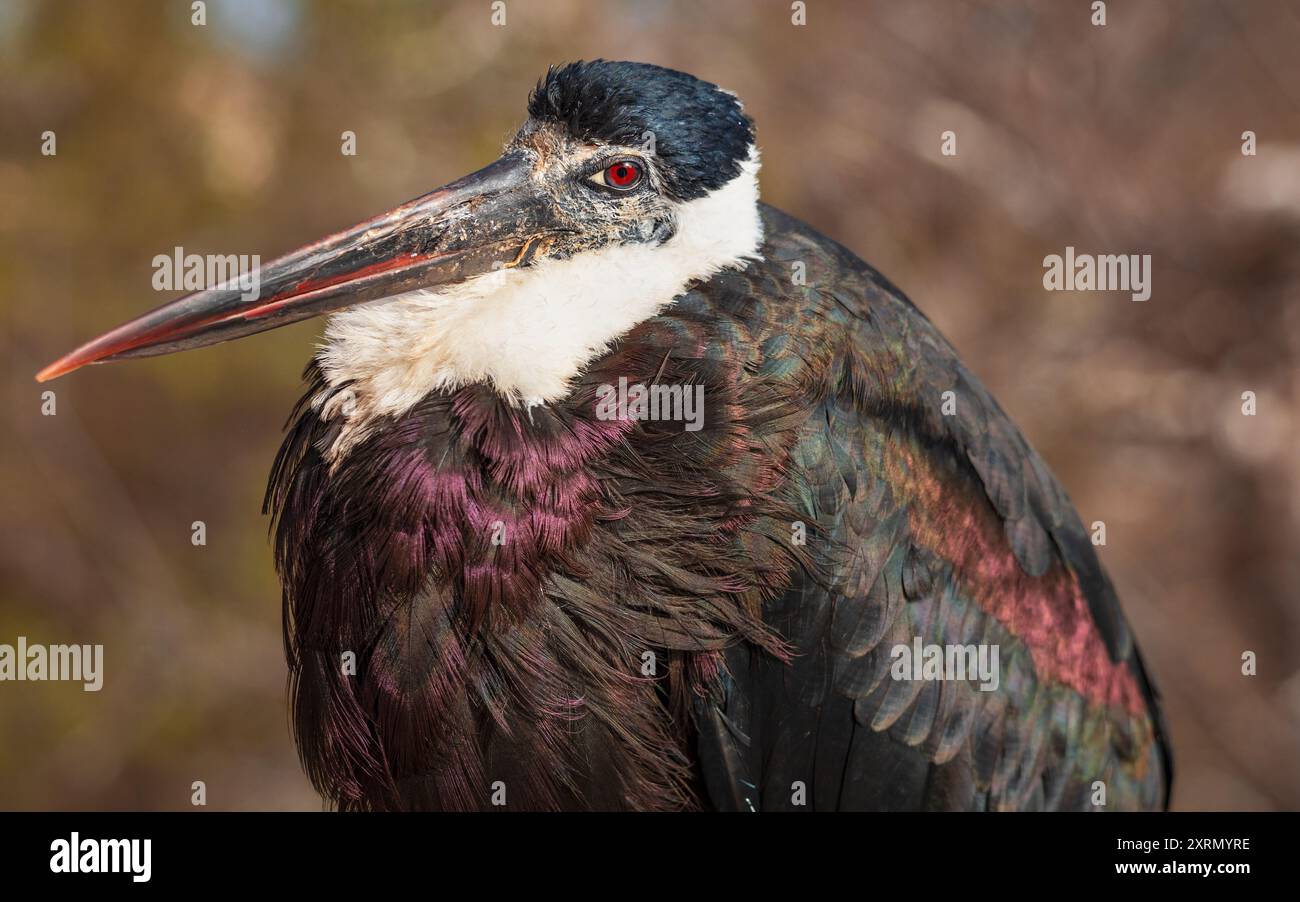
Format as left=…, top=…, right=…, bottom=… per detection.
left=315, top=152, right=763, bottom=433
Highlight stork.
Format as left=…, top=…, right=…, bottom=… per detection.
left=37, top=60, right=1171, bottom=811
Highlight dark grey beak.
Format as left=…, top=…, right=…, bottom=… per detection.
left=38, top=151, right=550, bottom=382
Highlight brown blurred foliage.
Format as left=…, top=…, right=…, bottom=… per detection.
left=1, top=1, right=1298, bottom=810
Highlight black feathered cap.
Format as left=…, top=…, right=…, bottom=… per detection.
left=527, top=60, right=755, bottom=201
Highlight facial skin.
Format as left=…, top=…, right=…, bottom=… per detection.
left=504, top=120, right=680, bottom=264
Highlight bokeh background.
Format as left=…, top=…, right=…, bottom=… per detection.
left=2, top=0, right=1298, bottom=810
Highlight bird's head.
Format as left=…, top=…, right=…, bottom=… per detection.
left=37, top=60, right=762, bottom=423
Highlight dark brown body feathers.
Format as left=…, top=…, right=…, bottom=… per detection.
left=267, top=205, right=1171, bottom=810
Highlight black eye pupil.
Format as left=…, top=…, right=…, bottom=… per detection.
left=608, top=162, right=638, bottom=187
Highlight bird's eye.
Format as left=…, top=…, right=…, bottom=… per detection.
left=589, top=160, right=643, bottom=191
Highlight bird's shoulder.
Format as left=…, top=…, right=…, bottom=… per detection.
left=688, top=203, right=1171, bottom=809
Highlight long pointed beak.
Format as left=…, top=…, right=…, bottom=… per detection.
left=36, top=152, right=546, bottom=382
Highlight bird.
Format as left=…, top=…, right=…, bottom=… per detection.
left=37, top=60, right=1171, bottom=811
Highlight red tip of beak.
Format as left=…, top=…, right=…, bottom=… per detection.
left=36, top=356, right=83, bottom=383
left=36, top=321, right=147, bottom=382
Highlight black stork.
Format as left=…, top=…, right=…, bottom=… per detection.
left=38, top=60, right=1171, bottom=811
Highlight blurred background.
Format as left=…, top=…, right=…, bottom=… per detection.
left=2, top=0, right=1298, bottom=810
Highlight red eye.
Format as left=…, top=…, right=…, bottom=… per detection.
left=604, top=161, right=641, bottom=189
